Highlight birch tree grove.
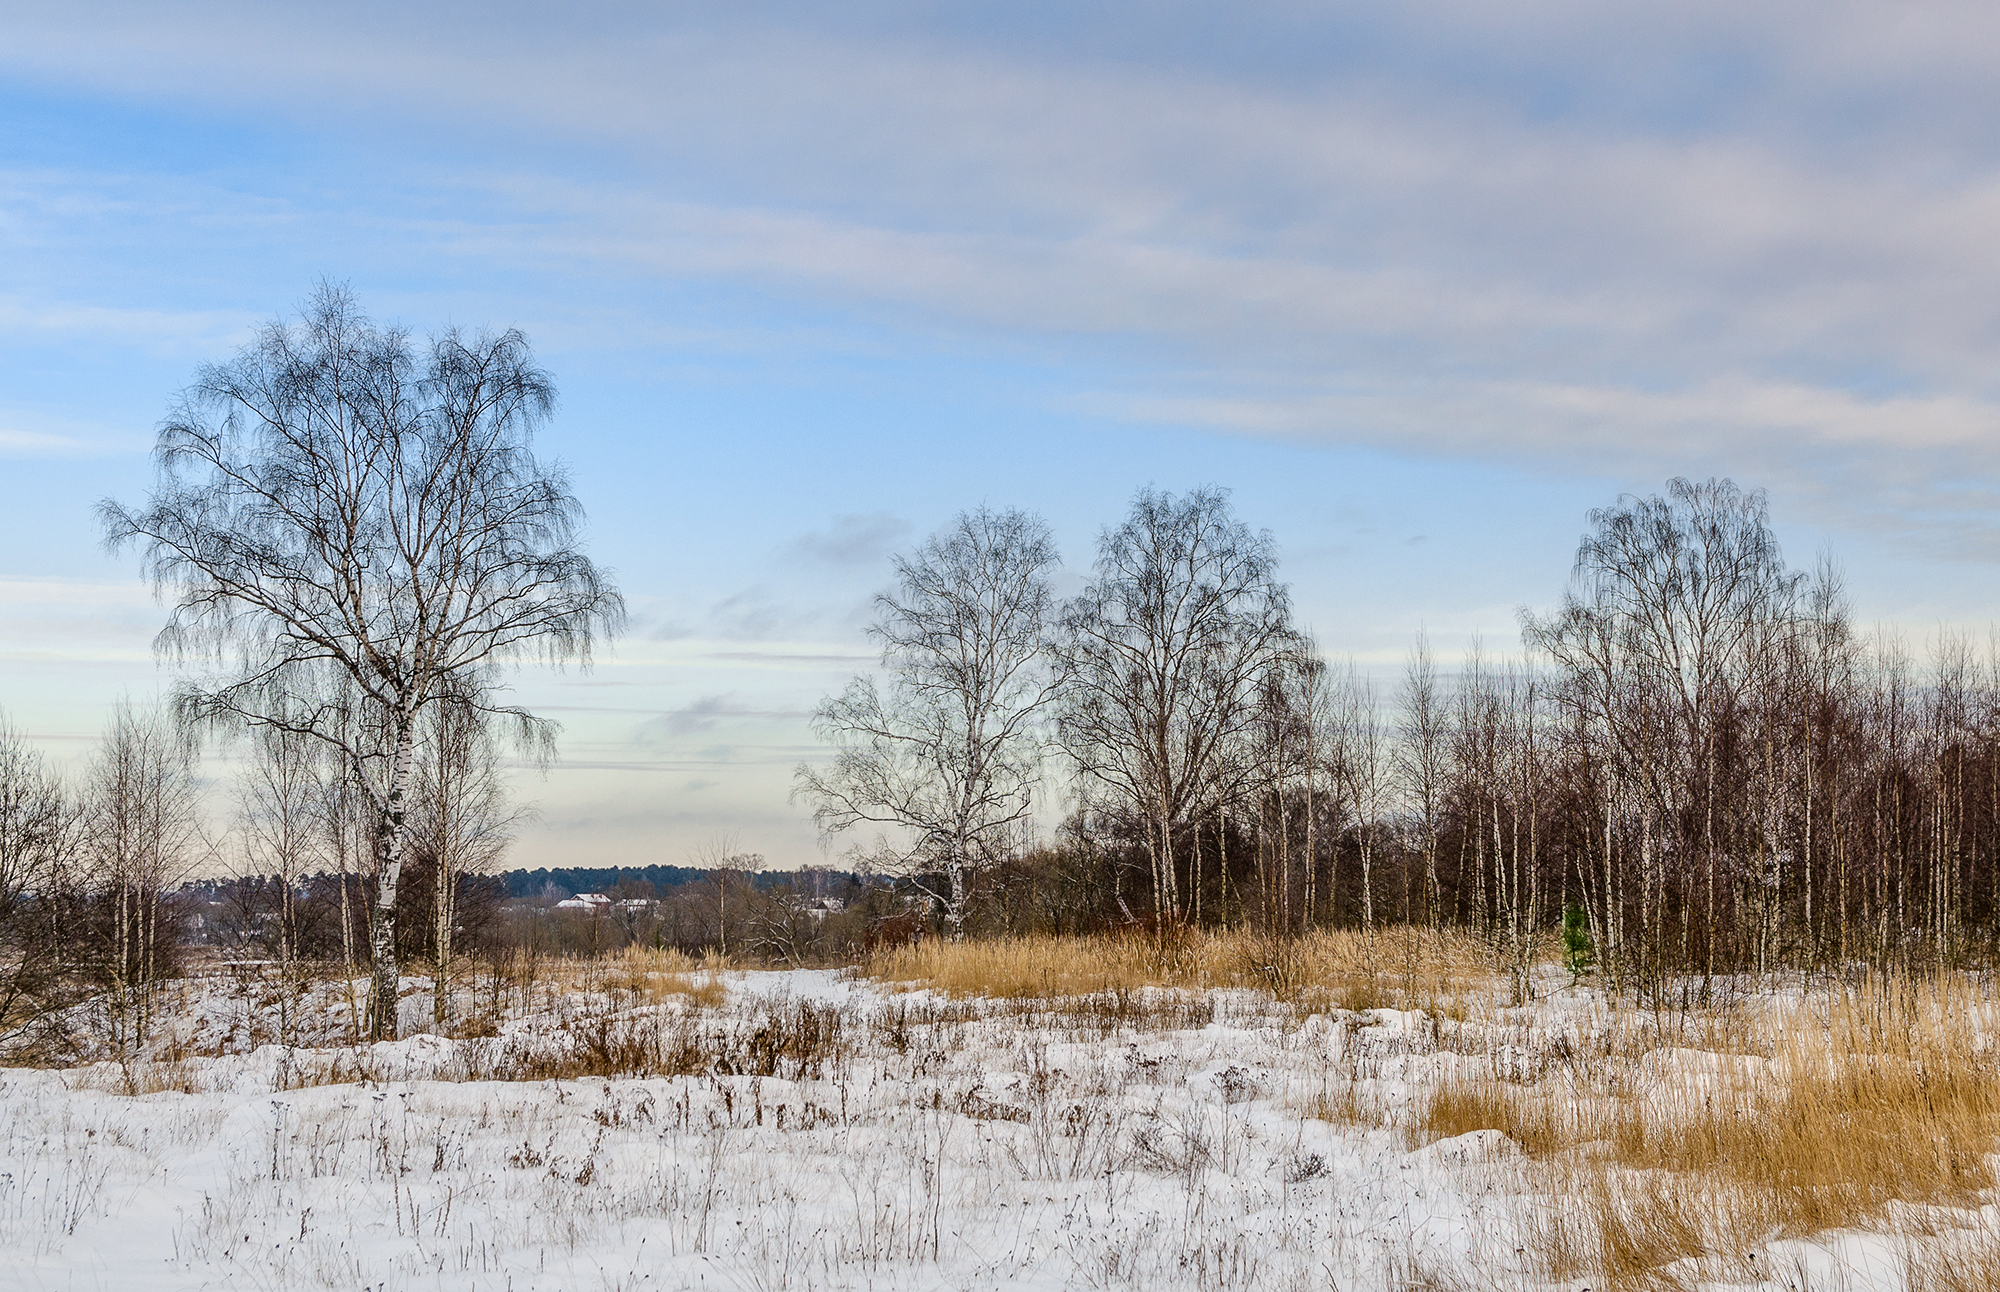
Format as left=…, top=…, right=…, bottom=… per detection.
left=972, top=476, right=2000, bottom=983
left=101, top=284, right=622, bottom=1039
left=797, top=507, right=1060, bottom=938
left=64, top=405, right=2000, bottom=988
left=1525, top=479, right=1809, bottom=983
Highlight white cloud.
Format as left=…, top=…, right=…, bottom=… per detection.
left=0, top=426, right=99, bottom=456
left=9, top=2, right=2000, bottom=542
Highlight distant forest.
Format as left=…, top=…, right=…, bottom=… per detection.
left=496, top=867, right=861, bottom=900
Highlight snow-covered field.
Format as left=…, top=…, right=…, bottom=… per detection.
left=0, top=962, right=1987, bottom=1291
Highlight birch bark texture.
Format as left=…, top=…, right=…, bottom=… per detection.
left=796, top=507, right=1059, bottom=939
left=101, top=284, right=622, bottom=1039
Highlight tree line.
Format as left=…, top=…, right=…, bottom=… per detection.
left=0, top=692, right=895, bottom=1056
left=799, top=478, right=2000, bottom=994
left=3, top=286, right=1986, bottom=1053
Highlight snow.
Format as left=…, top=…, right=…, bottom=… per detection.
left=0, top=969, right=1971, bottom=1290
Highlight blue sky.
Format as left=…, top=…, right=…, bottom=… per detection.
left=5, top=2, right=2000, bottom=869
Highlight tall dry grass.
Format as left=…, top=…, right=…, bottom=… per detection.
left=1904, top=1216, right=2000, bottom=1292
left=455, top=946, right=732, bottom=1033
left=863, top=926, right=1492, bottom=1012
left=1409, top=969, right=2000, bottom=1290
left=596, top=945, right=730, bottom=1007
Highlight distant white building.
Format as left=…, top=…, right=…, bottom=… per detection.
left=555, top=892, right=613, bottom=911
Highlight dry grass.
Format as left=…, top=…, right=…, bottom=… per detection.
left=48, top=929, right=2000, bottom=1292
left=1415, top=1079, right=1571, bottom=1156
left=864, top=926, right=1492, bottom=1012
left=67, top=995, right=854, bottom=1093
left=1527, top=1171, right=1747, bottom=1291
left=504, top=945, right=735, bottom=1004
left=1305, top=1081, right=1390, bottom=1129
left=105, top=1054, right=204, bottom=1096
left=1403, top=969, right=2000, bottom=1290
left=598, top=945, right=730, bottom=1007
left=863, top=930, right=1206, bottom=998
left=1905, top=1215, right=2000, bottom=1292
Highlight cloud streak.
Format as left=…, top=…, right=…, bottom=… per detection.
left=10, top=11, right=2000, bottom=535
left=784, top=512, right=911, bottom=567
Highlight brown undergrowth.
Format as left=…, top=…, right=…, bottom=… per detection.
left=67, top=993, right=850, bottom=1094
left=863, top=926, right=1491, bottom=1013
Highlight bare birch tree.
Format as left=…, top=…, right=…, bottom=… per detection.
left=82, top=705, right=204, bottom=1053
left=1333, top=662, right=1389, bottom=937
left=797, top=507, right=1060, bottom=938
left=1054, top=486, right=1294, bottom=926
left=235, top=722, right=324, bottom=1043
left=1397, top=632, right=1449, bottom=929
left=414, top=702, right=522, bottom=1029
left=101, top=284, right=622, bottom=1039
left=689, top=835, right=762, bottom=957
left=1525, top=478, right=1801, bottom=981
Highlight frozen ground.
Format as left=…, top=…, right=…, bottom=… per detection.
left=0, top=966, right=1964, bottom=1290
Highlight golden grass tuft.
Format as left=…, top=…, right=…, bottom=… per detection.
left=1306, top=1081, right=1390, bottom=1129
left=863, top=931, right=1200, bottom=998
left=600, top=945, right=729, bottom=1007
left=1414, top=1078, right=1571, bottom=1157
left=96, top=1055, right=204, bottom=1096
left=863, top=926, right=1493, bottom=1011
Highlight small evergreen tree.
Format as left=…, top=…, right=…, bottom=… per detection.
left=1561, top=900, right=1595, bottom=986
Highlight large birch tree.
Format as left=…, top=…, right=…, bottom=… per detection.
left=102, top=284, right=622, bottom=1039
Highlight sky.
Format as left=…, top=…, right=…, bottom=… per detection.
left=6, top=1, right=2000, bottom=871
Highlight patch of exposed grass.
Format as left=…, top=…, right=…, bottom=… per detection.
left=863, top=926, right=1494, bottom=1012
left=454, top=996, right=850, bottom=1084
left=600, top=946, right=729, bottom=1007
left=1413, top=1078, right=1570, bottom=1157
